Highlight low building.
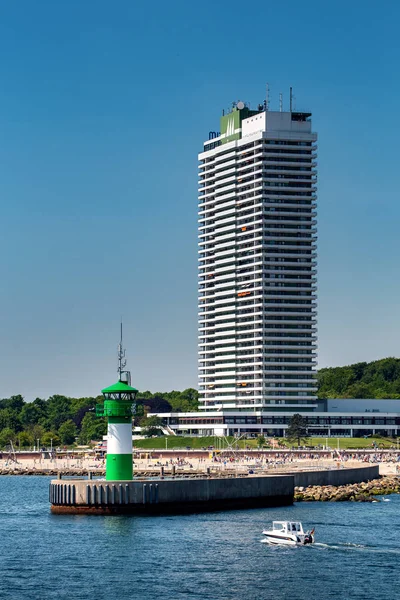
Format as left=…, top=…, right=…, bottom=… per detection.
left=149, top=399, right=400, bottom=438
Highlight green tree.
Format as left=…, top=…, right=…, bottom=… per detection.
left=163, top=389, right=199, bottom=412
left=0, top=395, right=25, bottom=412
left=78, top=413, right=107, bottom=444
left=27, top=424, right=45, bottom=443
left=140, top=415, right=163, bottom=437
left=0, top=428, right=16, bottom=448
left=46, top=395, right=72, bottom=430
left=58, top=420, right=78, bottom=445
left=180, top=388, right=199, bottom=411
left=32, top=397, right=48, bottom=414
left=317, top=357, right=400, bottom=399
left=286, top=414, right=308, bottom=446
left=257, top=435, right=266, bottom=448
left=20, top=403, right=45, bottom=427
left=0, top=408, right=22, bottom=432
left=17, top=431, right=34, bottom=448
left=41, top=432, right=61, bottom=448
left=70, top=397, right=98, bottom=428
left=345, top=382, right=374, bottom=399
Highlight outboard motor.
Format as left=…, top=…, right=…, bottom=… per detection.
left=303, top=534, right=313, bottom=545
left=304, top=528, right=315, bottom=545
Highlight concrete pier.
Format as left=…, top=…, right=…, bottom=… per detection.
left=50, top=474, right=293, bottom=514
left=292, top=465, right=379, bottom=488
left=49, top=465, right=379, bottom=515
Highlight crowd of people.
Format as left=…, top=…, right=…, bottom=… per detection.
left=2, top=448, right=400, bottom=474
left=152, top=458, right=194, bottom=468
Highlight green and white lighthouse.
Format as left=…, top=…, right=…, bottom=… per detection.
left=96, top=326, right=138, bottom=481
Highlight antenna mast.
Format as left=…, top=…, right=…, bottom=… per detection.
left=117, top=321, right=130, bottom=384
left=265, top=83, right=269, bottom=111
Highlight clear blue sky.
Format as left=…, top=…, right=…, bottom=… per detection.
left=0, top=0, right=399, bottom=400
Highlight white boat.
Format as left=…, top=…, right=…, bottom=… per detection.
left=262, top=521, right=314, bottom=546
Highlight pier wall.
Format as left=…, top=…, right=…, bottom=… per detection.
left=293, top=465, right=379, bottom=488
left=50, top=474, right=294, bottom=514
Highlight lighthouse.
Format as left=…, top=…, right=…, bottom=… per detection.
left=96, top=325, right=138, bottom=481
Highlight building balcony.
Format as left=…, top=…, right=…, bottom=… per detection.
left=214, top=332, right=237, bottom=341
left=214, top=305, right=237, bottom=314
left=214, top=187, right=236, bottom=200
left=214, top=250, right=236, bottom=262
left=214, top=215, right=236, bottom=228
left=262, top=349, right=317, bottom=355
left=211, top=344, right=237, bottom=353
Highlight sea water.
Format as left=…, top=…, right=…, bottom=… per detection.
left=0, top=476, right=399, bottom=600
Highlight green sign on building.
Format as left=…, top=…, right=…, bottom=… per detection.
left=220, top=108, right=241, bottom=144
left=220, top=105, right=259, bottom=145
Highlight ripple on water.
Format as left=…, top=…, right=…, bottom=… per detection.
left=0, top=476, right=399, bottom=600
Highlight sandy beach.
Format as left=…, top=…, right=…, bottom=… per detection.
left=1, top=452, right=399, bottom=477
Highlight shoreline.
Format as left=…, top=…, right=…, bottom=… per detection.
left=1, top=456, right=397, bottom=479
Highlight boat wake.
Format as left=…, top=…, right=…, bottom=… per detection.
left=260, top=539, right=400, bottom=555
left=314, top=542, right=366, bottom=550
left=313, top=542, right=400, bottom=555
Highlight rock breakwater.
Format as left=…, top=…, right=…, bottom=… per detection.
left=295, top=475, right=400, bottom=502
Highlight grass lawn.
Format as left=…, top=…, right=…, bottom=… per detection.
left=133, top=435, right=398, bottom=451
left=279, top=436, right=398, bottom=450
left=133, top=436, right=259, bottom=450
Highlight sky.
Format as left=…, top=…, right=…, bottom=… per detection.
left=0, top=0, right=399, bottom=400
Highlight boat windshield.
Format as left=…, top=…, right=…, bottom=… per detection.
left=272, top=522, right=287, bottom=531
left=272, top=521, right=302, bottom=532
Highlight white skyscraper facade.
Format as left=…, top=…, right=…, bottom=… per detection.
left=198, top=99, right=318, bottom=416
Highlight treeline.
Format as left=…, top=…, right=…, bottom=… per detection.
left=0, top=389, right=198, bottom=449
left=4, top=356, right=400, bottom=450
left=138, top=389, right=198, bottom=413
left=317, top=357, right=400, bottom=399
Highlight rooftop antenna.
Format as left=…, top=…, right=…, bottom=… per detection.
left=279, top=93, right=283, bottom=112
left=290, top=87, right=293, bottom=112
left=117, top=321, right=129, bottom=384
left=265, top=83, right=270, bottom=111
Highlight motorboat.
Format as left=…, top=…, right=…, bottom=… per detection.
left=262, top=521, right=314, bottom=546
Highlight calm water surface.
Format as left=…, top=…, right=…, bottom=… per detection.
left=1, top=476, right=399, bottom=600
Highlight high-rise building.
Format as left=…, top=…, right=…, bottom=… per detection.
left=197, top=95, right=318, bottom=415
